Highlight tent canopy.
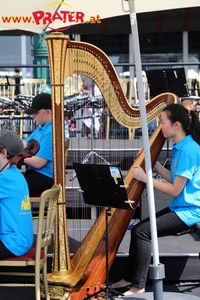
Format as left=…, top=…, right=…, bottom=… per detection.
left=0, top=1, right=199, bottom=33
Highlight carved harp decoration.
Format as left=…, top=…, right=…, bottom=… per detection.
left=45, top=32, right=177, bottom=299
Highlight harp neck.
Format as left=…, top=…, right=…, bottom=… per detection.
left=66, top=40, right=178, bottom=128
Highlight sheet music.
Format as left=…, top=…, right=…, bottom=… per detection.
left=109, top=165, right=122, bottom=179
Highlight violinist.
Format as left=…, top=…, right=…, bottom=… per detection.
left=0, top=129, right=33, bottom=259
left=23, top=93, right=53, bottom=194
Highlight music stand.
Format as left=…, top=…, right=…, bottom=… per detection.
left=80, top=96, right=106, bottom=163
left=146, top=67, right=190, bottom=98
left=70, top=96, right=109, bottom=188
left=73, top=162, right=134, bottom=300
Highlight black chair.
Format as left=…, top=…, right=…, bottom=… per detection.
left=193, top=223, right=200, bottom=238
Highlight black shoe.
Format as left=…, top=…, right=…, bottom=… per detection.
left=111, top=284, right=132, bottom=294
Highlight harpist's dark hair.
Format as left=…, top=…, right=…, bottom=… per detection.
left=163, top=103, right=200, bottom=145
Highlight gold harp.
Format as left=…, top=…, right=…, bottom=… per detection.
left=45, top=32, right=177, bottom=300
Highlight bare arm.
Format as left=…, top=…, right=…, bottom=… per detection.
left=153, top=161, right=171, bottom=183
left=24, top=156, right=48, bottom=169
left=23, top=140, right=48, bottom=169
left=136, top=149, right=171, bottom=183
left=152, top=175, right=187, bottom=197
left=132, top=165, right=187, bottom=197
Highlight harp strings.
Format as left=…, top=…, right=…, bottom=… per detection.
left=65, top=42, right=168, bottom=257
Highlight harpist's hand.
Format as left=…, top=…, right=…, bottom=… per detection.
left=136, top=148, right=144, bottom=157
left=132, top=165, right=146, bottom=183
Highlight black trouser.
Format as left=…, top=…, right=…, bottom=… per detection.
left=123, top=207, right=190, bottom=289
left=24, top=170, right=53, bottom=195
left=0, top=241, right=16, bottom=260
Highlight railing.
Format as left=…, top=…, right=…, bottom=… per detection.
left=1, top=61, right=200, bottom=88
left=0, top=62, right=199, bottom=140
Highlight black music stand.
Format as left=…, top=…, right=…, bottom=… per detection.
left=80, top=96, right=106, bottom=164
left=73, top=162, right=134, bottom=300
left=146, top=67, right=189, bottom=98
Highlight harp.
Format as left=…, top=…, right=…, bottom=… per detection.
left=45, top=32, right=177, bottom=300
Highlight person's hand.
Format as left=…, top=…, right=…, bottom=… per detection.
left=132, top=165, right=146, bottom=183
left=136, top=148, right=144, bottom=157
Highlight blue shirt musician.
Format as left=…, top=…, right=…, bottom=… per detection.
left=23, top=93, right=53, bottom=195
left=0, top=129, right=33, bottom=259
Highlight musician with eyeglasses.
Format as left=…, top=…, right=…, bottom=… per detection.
left=112, top=103, right=200, bottom=296
left=23, top=93, right=53, bottom=195
left=0, top=129, right=33, bottom=259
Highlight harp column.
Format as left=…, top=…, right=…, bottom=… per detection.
left=45, top=32, right=72, bottom=299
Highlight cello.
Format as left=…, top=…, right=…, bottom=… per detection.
left=1, top=139, right=40, bottom=171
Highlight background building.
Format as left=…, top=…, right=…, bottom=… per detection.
left=0, top=7, right=199, bottom=81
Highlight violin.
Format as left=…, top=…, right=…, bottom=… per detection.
left=10, top=139, right=40, bottom=167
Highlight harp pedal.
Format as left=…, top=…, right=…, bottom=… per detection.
left=83, top=284, right=105, bottom=300
left=78, top=188, right=84, bottom=193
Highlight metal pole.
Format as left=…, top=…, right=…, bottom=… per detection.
left=126, top=1, right=165, bottom=299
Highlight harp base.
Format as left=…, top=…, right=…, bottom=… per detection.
left=40, top=281, right=71, bottom=300
left=82, top=285, right=123, bottom=300
left=82, top=207, right=124, bottom=300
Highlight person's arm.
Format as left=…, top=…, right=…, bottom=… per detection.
left=136, top=148, right=171, bottom=182
left=24, top=156, right=48, bottom=169
left=153, top=161, right=171, bottom=183
left=23, top=127, right=52, bottom=169
left=132, top=165, right=187, bottom=197
left=23, top=139, right=47, bottom=168
left=152, top=175, right=187, bottom=197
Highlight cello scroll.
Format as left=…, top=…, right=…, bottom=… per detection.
left=10, top=139, right=40, bottom=167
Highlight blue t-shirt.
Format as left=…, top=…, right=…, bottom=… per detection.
left=0, top=165, right=33, bottom=256
left=25, top=121, right=53, bottom=178
left=169, top=134, right=200, bottom=226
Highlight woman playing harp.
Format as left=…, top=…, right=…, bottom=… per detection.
left=112, top=104, right=200, bottom=296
